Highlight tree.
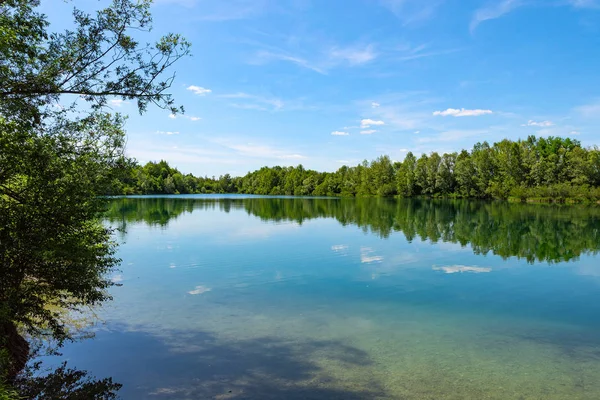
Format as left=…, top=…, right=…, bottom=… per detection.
left=425, top=152, right=441, bottom=195
left=218, top=173, right=234, bottom=193
left=1, top=0, right=189, bottom=119
left=436, top=153, right=456, bottom=195
left=454, top=150, right=476, bottom=197
left=371, top=155, right=396, bottom=196
left=0, top=0, right=189, bottom=387
left=471, top=141, right=494, bottom=197
left=396, top=152, right=417, bottom=197
left=414, top=154, right=429, bottom=195
left=588, top=149, right=600, bottom=186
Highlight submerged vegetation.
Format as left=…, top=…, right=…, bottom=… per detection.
left=117, top=136, right=600, bottom=203
left=106, top=197, right=600, bottom=263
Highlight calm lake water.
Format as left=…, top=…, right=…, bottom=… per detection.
left=57, top=196, right=600, bottom=399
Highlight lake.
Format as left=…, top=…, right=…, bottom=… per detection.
left=57, top=196, right=600, bottom=399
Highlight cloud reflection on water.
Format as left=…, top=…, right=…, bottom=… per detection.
left=433, top=265, right=492, bottom=274
left=188, top=285, right=212, bottom=295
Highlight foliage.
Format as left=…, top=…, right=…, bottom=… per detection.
left=119, top=136, right=600, bottom=202
left=0, top=0, right=190, bottom=121
left=0, top=0, right=189, bottom=393
left=0, top=384, right=19, bottom=400
left=0, top=348, right=19, bottom=400
left=1, top=113, right=123, bottom=344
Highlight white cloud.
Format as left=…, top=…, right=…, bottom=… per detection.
left=188, top=285, right=211, bottom=295
left=109, top=99, right=128, bottom=107
left=156, top=130, right=180, bottom=135
left=361, top=119, right=385, bottom=128
left=433, top=265, right=492, bottom=274
left=569, top=130, right=581, bottom=135
left=414, top=130, right=420, bottom=134
left=187, top=85, right=212, bottom=95
left=470, top=0, right=524, bottom=32
left=522, top=120, right=554, bottom=127
left=433, top=108, right=493, bottom=117
left=251, top=51, right=327, bottom=74
left=111, top=274, right=123, bottom=283
left=189, top=116, right=201, bottom=121
left=397, top=47, right=463, bottom=61
left=168, top=114, right=176, bottom=119
left=251, top=42, right=378, bottom=74
left=329, top=44, right=377, bottom=65
left=371, top=102, right=381, bottom=108
left=360, top=130, right=377, bottom=135
left=331, top=131, right=349, bottom=136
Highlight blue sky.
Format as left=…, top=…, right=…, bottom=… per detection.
left=43, top=0, right=600, bottom=177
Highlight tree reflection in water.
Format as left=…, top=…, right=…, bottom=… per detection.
left=106, top=197, right=600, bottom=264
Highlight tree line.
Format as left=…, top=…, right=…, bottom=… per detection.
left=117, top=136, right=600, bottom=203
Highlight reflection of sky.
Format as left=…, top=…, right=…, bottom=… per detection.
left=360, top=247, right=384, bottom=264
left=188, top=285, right=211, bottom=295
left=53, top=200, right=600, bottom=398
left=433, top=265, right=492, bottom=274
left=105, top=203, right=600, bottom=331
left=331, top=244, right=348, bottom=252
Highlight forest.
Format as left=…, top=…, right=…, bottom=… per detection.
left=116, top=136, right=600, bottom=203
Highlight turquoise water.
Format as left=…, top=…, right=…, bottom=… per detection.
left=58, top=197, right=600, bottom=399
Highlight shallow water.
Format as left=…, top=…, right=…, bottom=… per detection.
left=57, top=196, right=600, bottom=399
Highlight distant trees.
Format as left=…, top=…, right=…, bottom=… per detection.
left=119, top=136, right=600, bottom=203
